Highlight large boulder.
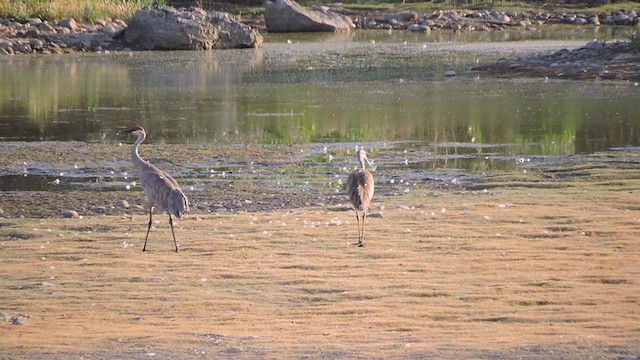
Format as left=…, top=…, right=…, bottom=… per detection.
left=124, top=6, right=262, bottom=50
left=209, top=11, right=263, bottom=49
left=264, top=0, right=353, bottom=33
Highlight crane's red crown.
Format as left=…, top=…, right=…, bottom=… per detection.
left=127, top=126, right=145, bottom=133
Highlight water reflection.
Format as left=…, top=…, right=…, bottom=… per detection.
left=1, top=29, right=639, bottom=157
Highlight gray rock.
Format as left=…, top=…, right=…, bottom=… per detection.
left=115, top=199, right=130, bottom=209
left=264, top=0, right=353, bottom=33
left=62, top=210, right=79, bottom=218
left=365, top=20, right=378, bottom=29
left=124, top=6, right=261, bottom=50
left=58, top=18, right=78, bottom=31
left=495, top=13, right=511, bottom=23
left=613, top=14, right=631, bottom=25
left=14, top=43, right=32, bottom=53
left=584, top=40, right=603, bottom=50
left=574, top=17, right=587, bottom=25
left=384, top=10, right=418, bottom=23
left=407, top=24, right=430, bottom=32
left=125, top=6, right=219, bottom=50
left=27, top=18, right=42, bottom=25
left=29, top=38, right=44, bottom=50
left=0, top=39, right=14, bottom=50
left=209, top=11, right=263, bottom=49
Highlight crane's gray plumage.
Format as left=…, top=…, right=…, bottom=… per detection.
left=127, top=126, right=189, bottom=252
left=346, top=148, right=374, bottom=247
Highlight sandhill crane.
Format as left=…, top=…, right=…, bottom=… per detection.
left=127, top=126, right=189, bottom=252
left=346, top=148, right=374, bottom=247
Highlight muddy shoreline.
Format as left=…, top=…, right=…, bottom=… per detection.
left=2, top=141, right=640, bottom=219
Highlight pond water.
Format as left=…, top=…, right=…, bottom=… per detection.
left=1, top=27, right=639, bottom=160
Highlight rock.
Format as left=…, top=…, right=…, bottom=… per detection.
left=58, top=18, right=78, bottom=31
left=407, top=24, right=430, bottom=32
left=264, top=0, right=353, bottom=33
left=384, top=10, right=418, bottom=23
left=574, top=17, right=588, bottom=25
left=125, top=6, right=219, bottom=50
left=115, top=199, right=130, bottom=209
left=29, top=38, right=44, bottom=50
left=444, top=70, right=456, bottom=77
left=0, top=208, right=4, bottom=216
left=62, top=210, right=79, bottom=218
left=584, top=40, right=603, bottom=50
left=494, top=13, right=511, bottom=23
left=124, top=6, right=261, bottom=50
left=0, top=38, right=13, bottom=50
left=208, top=11, right=263, bottom=49
left=613, top=14, right=631, bottom=25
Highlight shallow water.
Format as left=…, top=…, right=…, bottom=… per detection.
left=1, top=28, right=639, bottom=193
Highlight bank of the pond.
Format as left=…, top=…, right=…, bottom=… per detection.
left=2, top=142, right=640, bottom=219
left=474, top=39, right=640, bottom=81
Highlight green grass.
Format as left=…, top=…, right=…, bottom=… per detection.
left=0, top=0, right=163, bottom=22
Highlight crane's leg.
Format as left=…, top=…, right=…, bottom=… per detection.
left=359, top=212, right=366, bottom=247
left=143, top=207, right=153, bottom=251
left=168, top=213, right=179, bottom=253
left=354, top=209, right=363, bottom=246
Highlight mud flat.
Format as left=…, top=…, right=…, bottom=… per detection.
left=1, top=143, right=640, bottom=359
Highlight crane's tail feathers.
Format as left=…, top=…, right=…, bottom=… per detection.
left=168, top=188, right=189, bottom=218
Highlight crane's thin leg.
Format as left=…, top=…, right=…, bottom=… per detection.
left=359, top=212, right=366, bottom=247
left=143, top=207, right=153, bottom=252
left=354, top=209, right=363, bottom=246
left=168, top=213, right=179, bottom=253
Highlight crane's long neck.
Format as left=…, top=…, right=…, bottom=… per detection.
left=358, top=152, right=368, bottom=171
left=131, top=132, right=147, bottom=168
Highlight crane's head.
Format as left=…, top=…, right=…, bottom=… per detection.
left=357, top=148, right=373, bottom=167
left=126, top=126, right=146, bottom=137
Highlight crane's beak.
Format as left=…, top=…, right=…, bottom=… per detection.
left=363, top=152, right=373, bottom=167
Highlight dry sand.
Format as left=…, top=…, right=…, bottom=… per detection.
left=1, top=145, right=640, bottom=359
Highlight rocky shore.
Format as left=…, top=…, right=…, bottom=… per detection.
left=474, top=40, right=640, bottom=81
left=0, top=4, right=638, bottom=81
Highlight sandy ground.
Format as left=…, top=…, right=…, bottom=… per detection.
left=1, top=143, right=640, bottom=359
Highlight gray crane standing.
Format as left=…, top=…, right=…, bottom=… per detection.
left=127, top=126, right=189, bottom=252
left=346, top=147, right=375, bottom=247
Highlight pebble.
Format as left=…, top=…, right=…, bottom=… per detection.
left=115, top=199, right=130, bottom=209
left=62, top=210, right=79, bottom=218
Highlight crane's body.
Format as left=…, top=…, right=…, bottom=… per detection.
left=128, top=126, right=189, bottom=252
left=346, top=148, right=374, bottom=247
